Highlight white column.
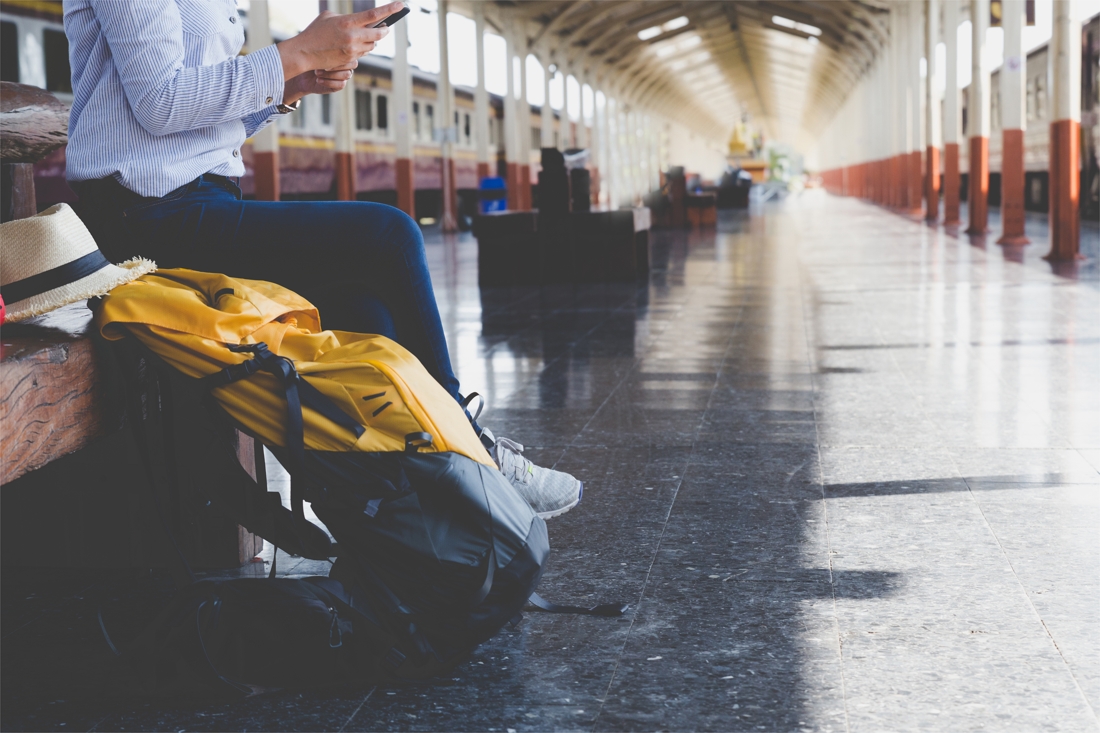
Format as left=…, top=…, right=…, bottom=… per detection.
left=437, top=0, right=456, bottom=230
left=577, top=79, right=589, bottom=149
left=518, top=40, right=530, bottom=171
left=393, top=6, right=414, bottom=214
left=589, top=79, right=601, bottom=166
left=1002, top=0, right=1026, bottom=131
left=502, top=18, right=518, bottom=172
left=541, top=58, right=554, bottom=148
left=332, top=0, right=357, bottom=200
left=1051, top=0, right=1081, bottom=123
left=944, top=0, right=959, bottom=146
left=562, top=70, right=573, bottom=149
left=473, top=2, right=489, bottom=175
left=927, top=0, right=941, bottom=151
left=911, top=1, right=923, bottom=157
left=250, top=0, right=277, bottom=157
left=971, top=0, right=990, bottom=140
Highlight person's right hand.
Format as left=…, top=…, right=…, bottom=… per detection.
left=277, top=2, right=405, bottom=81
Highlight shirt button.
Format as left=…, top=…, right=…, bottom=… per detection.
left=266, top=96, right=273, bottom=104
left=229, top=15, right=237, bottom=23
left=233, top=149, right=240, bottom=158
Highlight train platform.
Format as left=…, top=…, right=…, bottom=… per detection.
left=3, top=191, right=1097, bottom=732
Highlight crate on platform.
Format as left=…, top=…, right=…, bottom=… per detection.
left=686, top=193, right=717, bottom=227
left=473, top=210, right=539, bottom=286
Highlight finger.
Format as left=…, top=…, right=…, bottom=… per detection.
left=315, top=70, right=354, bottom=81
left=348, top=1, right=405, bottom=28
left=318, top=62, right=359, bottom=72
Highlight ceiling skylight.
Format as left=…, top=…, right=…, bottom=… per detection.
left=771, top=15, right=822, bottom=36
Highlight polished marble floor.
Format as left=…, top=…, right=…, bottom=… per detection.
left=2, top=192, right=1098, bottom=732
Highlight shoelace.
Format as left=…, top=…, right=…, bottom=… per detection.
left=492, top=437, right=533, bottom=485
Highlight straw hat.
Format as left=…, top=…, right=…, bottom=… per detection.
left=1, top=203, right=155, bottom=323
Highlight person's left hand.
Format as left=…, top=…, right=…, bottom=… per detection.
left=283, top=62, right=357, bottom=105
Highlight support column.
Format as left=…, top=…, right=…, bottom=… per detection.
left=541, top=57, right=554, bottom=149
left=250, top=0, right=279, bottom=201
left=967, top=0, right=991, bottom=234
left=577, top=79, right=589, bottom=150
left=437, top=0, right=457, bottom=231
left=1046, top=0, right=1081, bottom=260
left=944, top=0, right=961, bottom=224
left=909, top=0, right=924, bottom=215
left=517, top=36, right=531, bottom=211
left=503, top=17, right=519, bottom=210
left=925, top=0, right=941, bottom=220
left=394, top=12, right=415, bottom=217
left=473, top=3, right=490, bottom=182
left=332, top=0, right=357, bottom=201
left=998, top=0, right=1030, bottom=244
left=588, top=78, right=601, bottom=207
left=892, top=7, right=907, bottom=209
left=563, top=70, right=574, bottom=149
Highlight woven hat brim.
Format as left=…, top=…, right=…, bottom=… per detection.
left=3, top=257, right=157, bottom=323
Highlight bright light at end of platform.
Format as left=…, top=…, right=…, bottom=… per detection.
left=772, top=15, right=822, bottom=37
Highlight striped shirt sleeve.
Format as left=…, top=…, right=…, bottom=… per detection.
left=91, top=0, right=285, bottom=136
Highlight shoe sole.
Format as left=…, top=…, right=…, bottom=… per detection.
left=537, top=481, right=582, bottom=520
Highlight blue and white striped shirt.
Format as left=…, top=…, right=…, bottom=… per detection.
left=63, top=0, right=286, bottom=197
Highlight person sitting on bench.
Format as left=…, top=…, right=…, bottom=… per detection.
left=63, top=0, right=582, bottom=520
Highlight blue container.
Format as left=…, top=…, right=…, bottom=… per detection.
left=479, top=176, right=507, bottom=213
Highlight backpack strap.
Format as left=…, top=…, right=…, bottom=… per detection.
left=526, top=592, right=628, bottom=618
left=203, top=342, right=367, bottom=560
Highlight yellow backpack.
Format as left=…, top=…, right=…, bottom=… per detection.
left=95, top=268, right=493, bottom=467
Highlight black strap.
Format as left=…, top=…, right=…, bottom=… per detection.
left=526, top=592, right=628, bottom=618
left=206, top=342, right=377, bottom=560
left=404, top=432, right=433, bottom=453
left=460, top=391, right=485, bottom=422
left=0, top=249, right=112, bottom=303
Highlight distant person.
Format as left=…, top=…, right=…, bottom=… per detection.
left=62, top=0, right=582, bottom=519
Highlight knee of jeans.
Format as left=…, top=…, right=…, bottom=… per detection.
left=385, top=209, right=427, bottom=260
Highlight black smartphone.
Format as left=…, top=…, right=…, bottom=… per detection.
left=374, top=6, right=410, bottom=28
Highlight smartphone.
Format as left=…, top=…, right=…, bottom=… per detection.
left=374, top=5, right=410, bottom=27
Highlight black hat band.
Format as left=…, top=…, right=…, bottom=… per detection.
left=0, top=250, right=112, bottom=305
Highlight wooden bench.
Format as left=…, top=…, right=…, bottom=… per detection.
left=686, top=192, right=718, bottom=228
left=0, top=81, right=263, bottom=568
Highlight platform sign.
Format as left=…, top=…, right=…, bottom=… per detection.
left=990, top=0, right=1036, bottom=27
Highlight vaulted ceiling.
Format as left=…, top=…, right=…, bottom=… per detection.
left=454, top=0, right=892, bottom=150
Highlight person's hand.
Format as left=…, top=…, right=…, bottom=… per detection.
left=277, top=2, right=405, bottom=81
left=283, top=63, right=356, bottom=105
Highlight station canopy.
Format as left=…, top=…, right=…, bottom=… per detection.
left=453, top=1, right=890, bottom=147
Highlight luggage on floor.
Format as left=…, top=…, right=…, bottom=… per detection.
left=94, top=268, right=551, bottom=691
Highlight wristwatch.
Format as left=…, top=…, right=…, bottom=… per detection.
left=276, top=99, right=301, bottom=115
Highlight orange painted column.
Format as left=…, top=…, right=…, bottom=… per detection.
left=967, top=136, right=989, bottom=233
left=1047, top=120, right=1080, bottom=260
left=505, top=163, right=519, bottom=210
left=997, top=129, right=1029, bottom=244
left=1045, top=2, right=1081, bottom=261
left=518, top=164, right=531, bottom=210
left=925, top=146, right=940, bottom=220
left=477, top=162, right=491, bottom=181
left=335, top=152, right=356, bottom=202
left=253, top=150, right=280, bottom=202
left=943, top=143, right=961, bottom=224
left=396, top=158, right=415, bottom=218
left=910, top=150, right=922, bottom=214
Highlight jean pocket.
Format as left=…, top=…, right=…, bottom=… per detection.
left=121, top=186, right=191, bottom=219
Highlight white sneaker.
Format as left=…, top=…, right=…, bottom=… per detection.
left=481, top=428, right=583, bottom=520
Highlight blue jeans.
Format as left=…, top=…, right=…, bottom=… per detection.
left=76, top=175, right=462, bottom=404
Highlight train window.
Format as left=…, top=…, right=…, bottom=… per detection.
left=413, top=101, right=421, bottom=139
left=356, top=90, right=372, bottom=130
left=291, top=97, right=307, bottom=128
left=1027, top=78, right=1037, bottom=121
left=426, top=104, right=434, bottom=139
left=321, top=94, right=331, bottom=125
left=377, top=94, right=388, bottom=133
left=464, top=113, right=471, bottom=145
left=1035, top=76, right=1047, bottom=120
left=531, top=127, right=540, bottom=150
left=1, top=22, right=17, bottom=83
left=44, top=29, right=71, bottom=93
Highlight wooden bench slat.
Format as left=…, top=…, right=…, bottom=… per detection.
left=0, top=304, right=119, bottom=485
